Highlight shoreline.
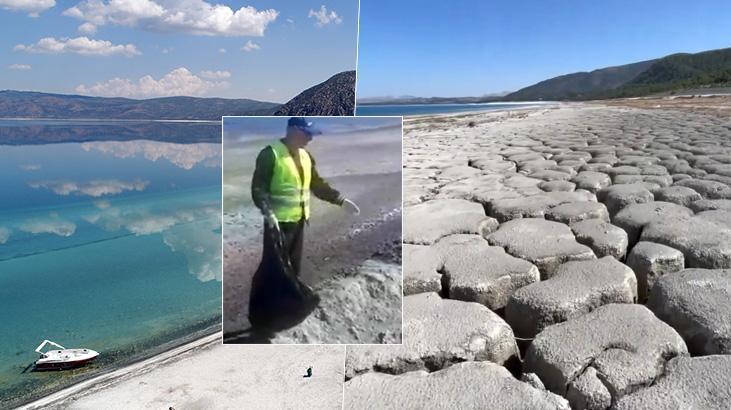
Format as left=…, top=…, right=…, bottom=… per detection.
left=19, top=332, right=223, bottom=409
left=357, top=102, right=558, bottom=118
left=7, top=319, right=221, bottom=409
left=22, top=333, right=346, bottom=410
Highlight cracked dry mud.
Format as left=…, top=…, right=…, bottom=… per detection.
left=345, top=103, right=731, bottom=409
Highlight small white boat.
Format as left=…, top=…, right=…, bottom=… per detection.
left=34, top=340, right=99, bottom=370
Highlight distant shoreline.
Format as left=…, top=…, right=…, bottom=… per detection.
left=358, top=101, right=558, bottom=118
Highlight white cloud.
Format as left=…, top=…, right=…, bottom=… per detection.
left=80, top=140, right=221, bottom=170
left=75, top=67, right=227, bottom=97
left=19, top=163, right=41, bottom=170
left=218, top=48, right=226, bottom=53
left=0, top=227, right=10, bottom=244
left=20, top=218, right=76, bottom=237
left=308, top=5, right=341, bottom=27
left=161, top=47, right=171, bottom=54
left=199, top=69, right=230, bottom=79
left=241, top=40, right=259, bottom=52
left=286, top=18, right=294, bottom=24
left=8, top=63, right=32, bottom=70
left=0, top=0, right=55, bottom=17
left=78, top=22, right=97, bottom=34
left=15, top=36, right=140, bottom=57
left=63, top=0, right=278, bottom=37
left=29, top=179, right=149, bottom=197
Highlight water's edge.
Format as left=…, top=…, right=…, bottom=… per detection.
left=3, top=315, right=222, bottom=408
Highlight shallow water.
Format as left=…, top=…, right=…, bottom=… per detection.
left=355, top=102, right=552, bottom=116
left=0, top=121, right=222, bottom=406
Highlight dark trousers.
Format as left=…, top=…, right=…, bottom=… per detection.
left=248, top=218, right=306, bottom=327
left=262, top=219, right=305, bottom=277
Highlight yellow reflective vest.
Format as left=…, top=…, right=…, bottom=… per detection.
left=269, top=140, right=312, bottom=222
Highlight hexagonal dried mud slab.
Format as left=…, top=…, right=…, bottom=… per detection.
left=403, top=244, right=443, bottom=295
left=345, top=293, right=517, bottom=379
left=487, top=218, right=595, bottom=279
left=524, top=304, right=688, bottom=404
left=648, top=268, right=731, bottom=355
left=597, top=184, right=654, bottom=216
left=625, top=241, right=684, bottom=302
left=612, top=201, right=694, bottom=247
left=570, top=219, right=628, bottom=260
left=437, top=234, right=539, bottom=310
left=344, top=362, right=570, bottom=410
left=640, top=215, right=731, bottom=268
left=505, top=257, right=637, bottom=338
left=404, top=199, right=497, bottom=245
left=613, top=356, right=731, bottom=410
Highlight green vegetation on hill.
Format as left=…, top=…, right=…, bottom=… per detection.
left=506, top=47, right=731, bottom=101
left=504, top=60, right=656, bottom=101
left=597, top=48, right=731, bottom=98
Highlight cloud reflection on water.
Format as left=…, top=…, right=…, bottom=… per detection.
left=83, top=201, right=222, bottom=282
left=19, top=216, right=76, bottom=237
left=81, top=141, right=221, bottom=170
left=29, top=179, right=149, bottom=197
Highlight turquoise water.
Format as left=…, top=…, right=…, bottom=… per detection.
left=355, top=102, right=553, bottom=116
left=0, top=122, right=222, bottom=406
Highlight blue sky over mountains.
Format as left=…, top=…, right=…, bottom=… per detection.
left=1, top=0, right=358, bottom=102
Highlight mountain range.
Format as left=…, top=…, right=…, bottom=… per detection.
left=0, top=70, right=355, bottom=120
left=505, top=47, right=731, bottom=100
left=358, top=47, right=731, bottom=104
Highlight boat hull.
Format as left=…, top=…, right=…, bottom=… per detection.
left=34, top=356, right=97, bottom=371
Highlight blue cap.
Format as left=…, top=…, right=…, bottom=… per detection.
left=287, top=117, right=322, bottom=136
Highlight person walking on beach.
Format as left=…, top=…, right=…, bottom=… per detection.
left=248, top=117, right=360, bottom=327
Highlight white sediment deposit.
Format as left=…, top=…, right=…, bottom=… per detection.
left=345, top=102, right=731, bottom=409
left=24, top=335, right=345, bottom=409
left=272, top=259, right=403, bottom=344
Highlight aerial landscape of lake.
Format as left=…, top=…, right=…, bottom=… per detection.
left=355, top=101, right=554, bottom=116
left=0, top=120, right=222, bottom=406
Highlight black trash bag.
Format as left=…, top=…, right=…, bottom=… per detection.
left=248, top=225, right=320, bottom=331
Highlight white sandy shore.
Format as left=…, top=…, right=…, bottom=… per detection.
left=21, top=333, right=345, bottom=410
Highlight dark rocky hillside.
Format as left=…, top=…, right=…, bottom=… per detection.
left=274, top=71, right=355, bottom=116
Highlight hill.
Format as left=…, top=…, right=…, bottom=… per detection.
left=504, top=60, right=656, bottom=101
left=0, top=91, right=280, bottom=120
left=274, top=71, right=355, bottom=115
left=506, top=47, right=731, bottom=101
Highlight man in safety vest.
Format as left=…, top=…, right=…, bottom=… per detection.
left=251, top=117, right=360, bottom=281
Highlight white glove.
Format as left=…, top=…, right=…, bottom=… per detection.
left=342, top=198, right=360, bottom=215
left=264, top=211, right=280, bottom=232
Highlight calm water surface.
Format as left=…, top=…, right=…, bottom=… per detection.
left=0, top=120, right=222, bottom=406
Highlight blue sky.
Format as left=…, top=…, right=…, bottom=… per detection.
left=1, top=0, right=358, bottom=103
left=357, top=0, right=731, bottom=98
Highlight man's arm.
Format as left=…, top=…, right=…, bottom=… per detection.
left=310, top=155, right=344, bottom=206
left=251, top=146, right=275, bottom=213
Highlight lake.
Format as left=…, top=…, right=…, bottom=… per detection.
left=0, top=120, right=222, bottom=407
left=355, top=101, right=555, bottom=116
